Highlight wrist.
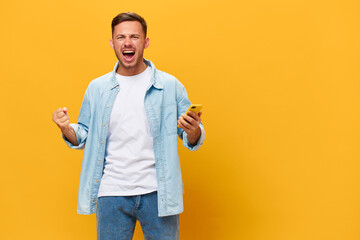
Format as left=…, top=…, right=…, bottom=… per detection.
left=60, top=124, right=73, bottom=134
left=187, top=128, right=201, bottom=145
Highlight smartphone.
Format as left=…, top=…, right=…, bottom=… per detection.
left=178, top=104, right=203, bottom=128
left=184, top=104, right=203, bottom=115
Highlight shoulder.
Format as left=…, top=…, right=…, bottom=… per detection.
left=152, top=68, right=189, bottom=103
left=87, top=72, right=114, bottom=89
left=154, top=68, right=185, bottom=89
left=81, top=71, right=115, bottom=99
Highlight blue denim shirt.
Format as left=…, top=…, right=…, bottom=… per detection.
left=63, top=59, right=205, bottom=217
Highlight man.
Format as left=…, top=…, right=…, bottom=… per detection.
left=52, top=12, right=205, bottom=240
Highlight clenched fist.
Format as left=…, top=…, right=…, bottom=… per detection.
left=52, top=107, right=78, bottom=146
left=52, top=107, right=70, bottom=131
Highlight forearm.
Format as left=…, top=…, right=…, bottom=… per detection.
left=182, top=123, right=205, bottom=151
left=61, top=125, right=79, bottom=146
left=186, top=127, right=201, bottom=146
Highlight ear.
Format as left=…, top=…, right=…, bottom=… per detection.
left=110, top=39, right=114, bottom=49
left=144, top=37, right=150, bottom=49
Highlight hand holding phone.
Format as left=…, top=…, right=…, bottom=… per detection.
left=184, top=104, right=202, bottom=115
left=178, top=104, right=203, bottom=128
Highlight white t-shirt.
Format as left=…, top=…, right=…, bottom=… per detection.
left=97, top=66, right=158, bottom=197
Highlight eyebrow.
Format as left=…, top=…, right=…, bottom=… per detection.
left=115, top=33, right=140, bottom=37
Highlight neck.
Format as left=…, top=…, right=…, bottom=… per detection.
left=116, top=61, right=147, bottom=76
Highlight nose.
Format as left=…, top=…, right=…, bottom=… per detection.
left=124, top=37, right=133, bottom=47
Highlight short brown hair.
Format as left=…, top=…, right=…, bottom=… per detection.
left=111, top=12, right=147, bottom=37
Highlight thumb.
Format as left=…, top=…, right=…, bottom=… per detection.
left=62, top=107, right=68, bottom=116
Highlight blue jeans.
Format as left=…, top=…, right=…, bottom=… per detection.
left=96, top=191, right=179, bottom=240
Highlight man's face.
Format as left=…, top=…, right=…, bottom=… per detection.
left=111, top=21, right=149, bottom=75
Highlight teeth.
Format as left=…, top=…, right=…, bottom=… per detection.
left=123, top=51, right=135, bottom=54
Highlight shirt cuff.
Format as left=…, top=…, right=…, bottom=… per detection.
left=182, top=125, right=206, bottom=151
left=62, top=123, right=84, bottom=149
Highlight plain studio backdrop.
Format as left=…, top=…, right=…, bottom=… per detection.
left=1, top=0, right=359, bottom=239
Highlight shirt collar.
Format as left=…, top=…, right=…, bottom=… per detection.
left=110, top=59, right=164, bottom=90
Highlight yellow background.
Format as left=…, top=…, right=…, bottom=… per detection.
left=1, top=0, right=359, bottom=239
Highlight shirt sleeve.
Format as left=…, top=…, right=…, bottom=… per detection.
left=62, top=87, right=91, bottom=149
left=62, top=123, right=88, bottom=149
left=176, top=80, right=206, bottom=151
left=181, top=123, right=206, bottom=150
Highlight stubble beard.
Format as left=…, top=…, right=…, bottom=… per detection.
left=116, top=51, right=144, bottom=71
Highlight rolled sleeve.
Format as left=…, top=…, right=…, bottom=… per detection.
left=62, top=123, right=87, bottom=149
left=182, top=123, right=206, bottom=151
left=175, top=80, right=206, bottom=151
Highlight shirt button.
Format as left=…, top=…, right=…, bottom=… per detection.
left=106, top=105, right=109, bottom=108
left=98, top=161, right=101, bottom=164
left=96, top=180, right=98, bottom=183
left=102, top=123, right=106, bottom=127
left=101, top=141, right=104, bottom=144
left=116, top=86, right=119, bottom=88
left=92, top=199, right=95, bottom=202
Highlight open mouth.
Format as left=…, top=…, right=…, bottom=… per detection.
left=122, top=50, right=135, bottom=62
